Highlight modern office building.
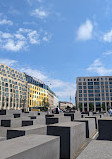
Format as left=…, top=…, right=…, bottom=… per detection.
left=0, top=64, right=27, bottom=110
left=76, top=76, right=112, bottom=112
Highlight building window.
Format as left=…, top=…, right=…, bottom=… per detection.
left=79, top=90, right=82, bottom=93
left=88, top=82, right=93, bottom=85
left=88, top=90, right=93, bottom=93
left=88, top=86, right=93, bottom=89
left=79, top=94, right=82, bottom=97
left=83, top=86, right=86, bottom=89
left=94, top=82, right=99, bottom=85
left=83, top=90, right=87, bottom=93
left=79, top=98, right=82, bottom=101
left=89, top=98, right=94, bottom=101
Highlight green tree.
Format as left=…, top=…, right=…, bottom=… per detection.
left=65, top=105, right=71, bottom=110
left=89, top=103, right=94, bottom=111
left=78, top=103, right=82, bottom=112
left=102, top=103, right=105, bottom=111
left=42, top=98, right=50, bottom=111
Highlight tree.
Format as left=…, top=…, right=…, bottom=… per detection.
left=42, top=98, right=50, bottom=111
left=65, top=105, right=71, bottom=110
left=89, top=103, right=94, bottom=111
left=78, top=103, right=82, bottom=112
left=102, top=103, right=105, bottom=111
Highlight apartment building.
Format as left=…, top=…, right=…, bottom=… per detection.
left=25, top=74, right=55, bottom=110
left=0, top=64, right=27, bottom=110
left=76, top=76, right=112, bottom=112
left=54, top=95, right=59, bottom=107
left=0, top=64, right=58, bottom=111
left=59, top=101, right=73, bottom=110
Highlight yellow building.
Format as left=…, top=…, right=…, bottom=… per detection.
left=28, top=83, right=48, bottom=109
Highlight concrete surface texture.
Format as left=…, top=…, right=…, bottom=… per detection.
left=74, top=118, right=96, bottom=138
left=0, top=126, right=12, bottom=138
left=46, top=116, right=71, bottom=125
left=7, top=124, right=47, bottom=139
left=98, top=117, right=112, bottom=140
left=64, top=113, right=75, bottom=121
left=74, top=111, right=81, bottom=119
left=77, top=140, right=112, bottom=159
left=47, top=122, right=86, bottom=159
left=85, top=116, right=99, bottom=129
left=0, top=134, right=60, bottom=159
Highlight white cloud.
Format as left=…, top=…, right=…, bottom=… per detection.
left=28, top=31, right=40, bottom=44
left=3, top=39, right=26, bottom=52
left=0, top=19, right=13, bottom=25
left=87, top=58, right=112, bottom=75
left=103, top=50, right=112, bottom=55
left=20, top=67, right=48, bottom=81
left=77, top=20, right=93, bottom=40
left=0, top=59, right=17, bottom=66
left=31, top=8, right=49, bottom=19
left=103, top=29, right=112, bottom=42
left=0, top=28, right=51, bottom=51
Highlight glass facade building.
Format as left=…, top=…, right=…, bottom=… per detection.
left=76, top=76, right=112, bottom=112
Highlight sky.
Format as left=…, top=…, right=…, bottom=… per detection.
left=1, top=0, right=112, bottom=104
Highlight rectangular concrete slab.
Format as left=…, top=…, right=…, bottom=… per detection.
left=64, top=113, right=75, bottom=121
left=77, top=140, right=112, bottom=159
left=1, top=118, right=35, bottom=128
left=47, top=122, right=86, bottom=159
left=46, top=116, right=71, bottom=125
left=74, top=118, right=96, bottom=138
left=7, top=124, right=47, bottom=139
left=85, top=116, right=98, bottom=129
left=98, top=117, right=112, bottom=140
left=0, top=134, right=60, bottom=159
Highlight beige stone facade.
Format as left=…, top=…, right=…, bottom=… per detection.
left=48, top=90, right=54, bottom=109
left=0, top=64, right=27, bottom=110
left=76, top=76, right=112, bottom=112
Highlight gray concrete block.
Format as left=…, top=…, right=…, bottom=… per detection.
left=74, top=118, right=96, bottom=138
left=0, top=134, right=60, bottom=159
left=46, top=116, right=71, bottom=125
left=0, top=126, right=11, bottom=138
left=64, top=113, right=75, bottom=121
left=45, top=114, right=54, bottom=118
left=98, top=117, right=112, bottom=140
left=1, top=118, right=34, bottom=128
left=13, top=114, right=21, bottom=118
left=47, top=122, right=86, bottom=159
left=29, top=116, right=37, bottom=119
left=0, top=137, right=5, bottom=142
left=7, top=125, right=47, bottom=139
left=77, top=140, right=112, bottom=159
left=6, top=110, right=22, bottom=115
left=74, top=111, right=81, bottom=119
left=85, top=116, right=98, bottom=129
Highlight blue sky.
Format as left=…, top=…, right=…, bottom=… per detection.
left=1, top=0, right=112, bottom=103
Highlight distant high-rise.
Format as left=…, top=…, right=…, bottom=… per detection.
left=76, top=76, right=112, bottom=112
